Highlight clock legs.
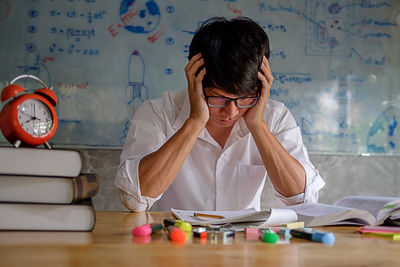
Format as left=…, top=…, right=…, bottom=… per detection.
left=12, top=140, right=52, bottom=149
left=44, top=142, right=52, bottom=149
left=13, top=140, right=21, bottom=148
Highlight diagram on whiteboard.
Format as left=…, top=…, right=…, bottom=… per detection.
left=119, top=0, right=161, bottom=34
left=305, top=0, right=352, bottom=56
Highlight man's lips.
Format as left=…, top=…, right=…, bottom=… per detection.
left=218, top=118, right=235, bottom=124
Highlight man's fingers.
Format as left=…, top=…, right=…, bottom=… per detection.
left=260, top=57, right=273, bottom=88
left=258, top=71, right=268, bottom=88
left=195, top=68, right=206, bottom=83
left=185, top=53, right=203, bottom=74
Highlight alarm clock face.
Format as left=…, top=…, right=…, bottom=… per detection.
left=17, top=99, right=53, bottom=136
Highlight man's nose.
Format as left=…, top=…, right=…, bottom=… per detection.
left=223, top=100, right=239, bottom=117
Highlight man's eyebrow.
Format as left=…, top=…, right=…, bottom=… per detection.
left=206, top=88, right=257, bottom=98
left=205, top=88, right=226, bottom=97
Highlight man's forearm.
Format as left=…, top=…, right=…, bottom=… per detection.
left=249, top=122, right=306, bottom=197
left=138, top=118, right=204, bottom=198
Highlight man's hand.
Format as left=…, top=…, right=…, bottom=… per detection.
left=243, top=56, right=306, bottom=197
left=138, top=54, right=209, bottom=199
left=185, top=53, right=209, bottom=127
left=244, top=56, right=274, bottom=129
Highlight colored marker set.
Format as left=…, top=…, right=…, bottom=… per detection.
left=131, top=219, right=335, bottom=245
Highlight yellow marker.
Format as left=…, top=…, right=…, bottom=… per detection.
left=281, top=222, right=305, bottom=229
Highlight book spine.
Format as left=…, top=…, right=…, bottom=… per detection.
left=72, top=173, right=99, bottom=203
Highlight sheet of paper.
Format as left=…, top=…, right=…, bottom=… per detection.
left=171, top=208, right=259, bottom=225
left=261, top=208, right=298, bottom=226
left=171, top=208, right=298, bottom=226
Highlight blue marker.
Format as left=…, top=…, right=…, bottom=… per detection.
left=289, top=229, right=335, bottom=245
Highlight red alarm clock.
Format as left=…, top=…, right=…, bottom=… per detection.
left=0, top=74, right=58, bottom=148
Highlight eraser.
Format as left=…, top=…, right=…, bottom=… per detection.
left=193, top=227, right=207, bottom=237
left=281, top=222, right=305, bottom=229
left=245, top=227, right=260, bottom=235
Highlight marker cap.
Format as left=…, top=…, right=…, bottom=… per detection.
left=179, top=222, right=192, bottom=232
left=262, top=231, right=279, bottom=243
left=312, top=232, right=335, bottom=245
left=132, top=224, right=152, bottom=237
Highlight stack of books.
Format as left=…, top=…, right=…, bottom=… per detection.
left=0, top=147, right=99, bottom=231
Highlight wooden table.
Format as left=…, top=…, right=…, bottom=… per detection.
left=0, top=211, right=399, bottom=266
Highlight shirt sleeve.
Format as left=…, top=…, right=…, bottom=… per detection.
left=114, top=102, right=167, bottom=212
left=267, top=103, right=325, bottom=205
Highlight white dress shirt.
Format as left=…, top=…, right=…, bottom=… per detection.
left=115, top=90, right=325, bottom=212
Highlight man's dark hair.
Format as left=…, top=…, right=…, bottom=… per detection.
left=189, top=17, right=270, bottom=96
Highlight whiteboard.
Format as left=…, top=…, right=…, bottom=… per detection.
left=0, top=0, right=399, bottom=154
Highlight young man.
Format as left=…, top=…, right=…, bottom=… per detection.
left=115, top=17, right=325, bottom=212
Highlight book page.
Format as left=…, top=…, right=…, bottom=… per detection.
left=282, top=203, right=354, bottom=216
left=390, top=210, right=400, bottom=220
left=280, top=203, right=376, bottom=226
left=334, top=196, right=400, bottom=223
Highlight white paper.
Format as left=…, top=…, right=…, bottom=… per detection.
left=261, top=208, right=298, bottom=226
left=171, top=208, right=298, bottom=226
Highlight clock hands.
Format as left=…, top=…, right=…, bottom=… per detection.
left=25, top=117, right=40, bottom=123
left=20, top=110, right=39, bottom=123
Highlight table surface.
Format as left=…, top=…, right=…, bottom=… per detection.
left=0, top=211, right=399, bottom=267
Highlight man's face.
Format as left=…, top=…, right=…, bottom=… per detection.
left=203, top=87, right=252, bottom=128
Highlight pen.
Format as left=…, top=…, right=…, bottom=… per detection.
left=194, top=213, right=225, bottom=219
left=289, top=229, right=335, bottom=245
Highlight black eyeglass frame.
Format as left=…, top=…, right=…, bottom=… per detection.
left=202, top=89, right=260, bottom=108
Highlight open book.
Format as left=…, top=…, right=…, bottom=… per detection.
left=280, top=196, right=400, bottom=227
left=172, top=196, right=400, bottom=228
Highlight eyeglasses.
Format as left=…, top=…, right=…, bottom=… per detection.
left=203, top=90, right=259, bottom=108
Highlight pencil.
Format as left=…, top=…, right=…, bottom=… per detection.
left=193, top=213, right=225, bottom=219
